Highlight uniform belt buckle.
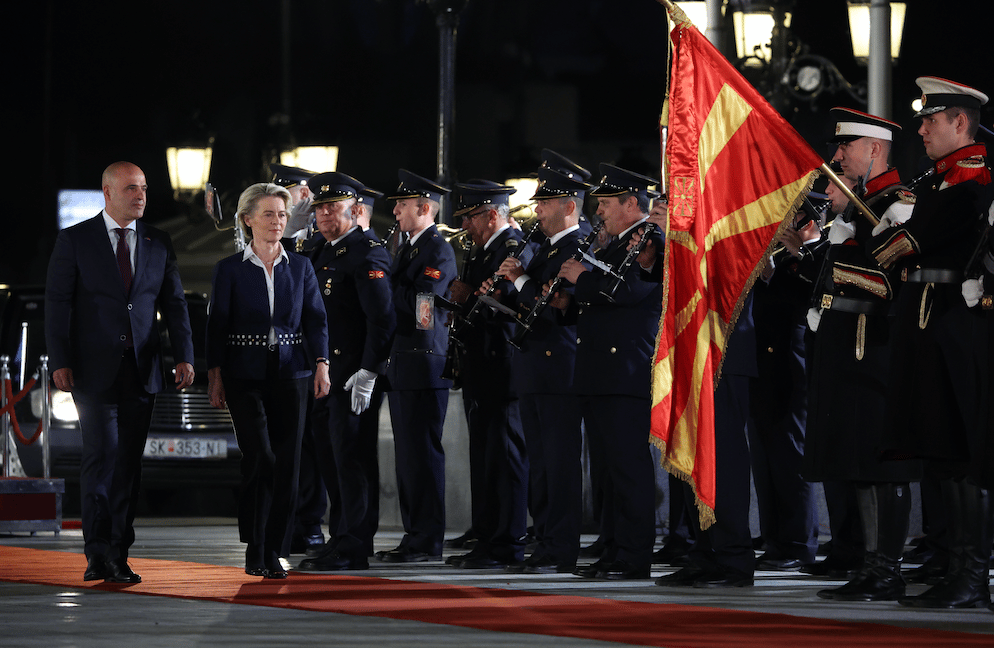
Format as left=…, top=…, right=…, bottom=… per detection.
left=820, top=294, right=834, bottom=309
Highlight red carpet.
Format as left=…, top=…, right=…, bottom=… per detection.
left=2, top=546, right=991, bottom=647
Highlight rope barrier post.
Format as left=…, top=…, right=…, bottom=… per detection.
left=39, top=356, right=51, bottom=479
left=1, top=355, right=9, bottom=479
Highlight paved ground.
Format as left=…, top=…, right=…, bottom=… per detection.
left=1, top=520, right=992, bottom=647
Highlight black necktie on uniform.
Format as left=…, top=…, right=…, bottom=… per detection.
left=115, top=228, right=133, bottom=295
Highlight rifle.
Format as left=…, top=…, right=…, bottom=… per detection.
left=510, top=222, right=604, bottom=349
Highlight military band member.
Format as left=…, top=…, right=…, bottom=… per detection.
left=869, top=77, right=993, bottom=609
left=293, top=172, right=395, bottom=571
left=355, top=182, right=388, bottom=552
left=748, top=198, right=828, bottom=574
left=498, top=167, right=590, bottom=573
left=445, top=180, right=531, bottom=569
left=376, top=170, right=457, bottom=563
left=551, top=163, right=662, bottom=580
left=803, top=108, right=922, bottom=602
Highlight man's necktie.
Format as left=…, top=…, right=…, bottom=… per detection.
left=116, top=228, right=133, bottom=295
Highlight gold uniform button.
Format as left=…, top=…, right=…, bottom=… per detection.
left=767, top=347, right=774, bottom=353
left=545, top=350, right=552, bottom=357
left=333, top=349, right=341, bottom=356
left=576, top=337, right=581, bottom=344
left=610, top=347, right=617, bottom=354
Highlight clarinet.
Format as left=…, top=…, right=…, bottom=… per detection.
left=381, top=221, right=400, bottom=260
left=599, top=221, right=658, bottom=302
left=510, top=222, right=604, bottom=349
left=450, top=219, right=543, bottom=339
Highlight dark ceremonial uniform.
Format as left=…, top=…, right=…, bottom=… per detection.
left=301, top=227, right=394, bottom=566
left=871, top=146, right=990, bottom=466
left=749, top=228, right=829, bottom=567
left=385, top=224, right=457, bottom=556
left=567, top=221, right=663, bottom=575
left=508, top=225, right=584, bottom=570
left=457, top=226, right=531, bottom=564
left=805, top=168, right=921, bottom=484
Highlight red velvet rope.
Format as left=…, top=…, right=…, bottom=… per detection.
left=1, top=378, right=44, bottom=446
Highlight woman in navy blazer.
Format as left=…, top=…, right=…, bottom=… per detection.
left=207, top=183, right=330, bottom=578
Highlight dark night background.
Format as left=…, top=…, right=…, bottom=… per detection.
left=4, top=0, right=992, bottom=289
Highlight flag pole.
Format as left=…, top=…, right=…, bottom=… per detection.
left=819, top=162, right=880, bottom=226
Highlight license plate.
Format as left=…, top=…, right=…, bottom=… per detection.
left=143, top=437, right=227, bottom=459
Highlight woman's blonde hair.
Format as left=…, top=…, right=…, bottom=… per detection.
left=236, top=182, right=291, bottom=241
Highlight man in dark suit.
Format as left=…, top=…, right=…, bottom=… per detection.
left=445, top=180, right=530, bottom=569
left=295, top=172, right=395, bottom=571
left=375, top=170, right=457, bottom=563
left=499, top=167, right=591, bottom=573
left=45, top=161, right=195, bottom=583
left=553, top=163, right=663, bottom=580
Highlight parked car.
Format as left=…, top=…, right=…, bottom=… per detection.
left=0, top=286, right=241, bottom=492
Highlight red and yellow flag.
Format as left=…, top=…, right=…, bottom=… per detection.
left=651, top=4, right=823, bottom=529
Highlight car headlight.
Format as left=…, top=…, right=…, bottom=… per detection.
left=30, top=387, right=80, bottom=422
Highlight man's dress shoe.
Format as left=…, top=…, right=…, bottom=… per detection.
left=692, top=568, right=753, bottom=588
left=458, top=555, right=516, bottom=570
left=375, top=546, right=437, bottom=563
left=513, top=554, right=575, bottom=574
left=83, top=556, right=110, bottom=582
left=104, top=559, right=142, bottom=584
left=296, top=550, right=369, bottom=571
left=443, top=530, right=477, bottom=550
left=592, top=560, right=650, bottom=580
left=655, top=565, right=711, bottom=587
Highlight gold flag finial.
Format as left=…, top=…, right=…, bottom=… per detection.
left=657, top=0, right=692, bottom=28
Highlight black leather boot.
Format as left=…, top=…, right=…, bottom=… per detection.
left=819, top=483, right=909, bottom=601
left=900, top=480, right=992, bottom=609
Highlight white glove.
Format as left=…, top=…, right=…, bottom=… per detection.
left=828, top=218, right=856, bottom=244
left=344, top=368, right=377, bottom=415
left=962, top=276, right=984, bottom=308
left=286, top=195, right=314, bottom=235
left=871, top=215, right=894, bottom=236
left=806, top=307, right=823, bottom=332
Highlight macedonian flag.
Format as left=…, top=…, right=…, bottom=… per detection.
left=651, top=3, right=824, bottom=529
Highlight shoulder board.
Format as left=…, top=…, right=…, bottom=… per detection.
left=368, top=238, right=383, bottom=248
left=897, top=190, right=916, bottom=204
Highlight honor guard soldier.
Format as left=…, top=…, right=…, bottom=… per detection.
left=552, top=163, right=663, bottom=580
left=294, top=172, right=396, bottom=572
left=445, top=180, right=531, bottom=569
left=498, top=167, right=591, bottom=573
left=270, top=163, right=317, bottom=247
left=376, top=170, right=457, bottom=563
left=869, top=77, right=993, bottom=609
left=804, top=108, right=922, bottom=602
left=748, top=197, right=829, bottom=575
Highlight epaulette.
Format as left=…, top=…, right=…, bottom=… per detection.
left=897, top=190, right=916, bottom=205
left=368, top=238, right=383, bottom=248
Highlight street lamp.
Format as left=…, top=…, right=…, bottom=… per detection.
left=731, top=5, right=791, bottom=68
left=166, top=143, right=213, bottom=201
left=280, top=146, right=339, bottom=173
left=847, top=1, right=906, bottom=65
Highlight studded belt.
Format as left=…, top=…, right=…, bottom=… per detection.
left=227, top=332, right=303, bottom=346
left=902, top=268, right=961, bottom=284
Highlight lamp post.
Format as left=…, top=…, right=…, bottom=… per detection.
left=847, top=1, right=906, bottom=119
left=426, top=0, right=468, bottom=226
left=166, top=141, right=213, bottom=202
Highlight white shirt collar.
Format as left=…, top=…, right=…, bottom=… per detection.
left=243, top=241, right=289, bottom=265
left=484, top=224, right=511, bottom=250
left=618, top=216, right=649, bottom=240
left=102, top=210, right=136, bottom=233
left=409, top=224, right=434, bottom=245
left=548, top=224, right=580, bottom=246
